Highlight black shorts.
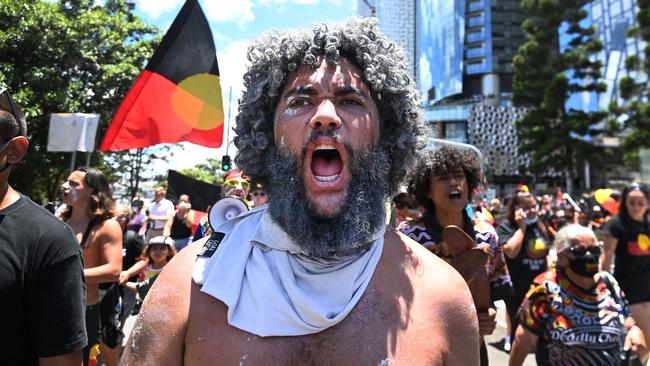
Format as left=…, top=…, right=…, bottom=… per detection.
left=617, top=274, right=650, bottom=305
left=82, top=303, right=100, bottom=366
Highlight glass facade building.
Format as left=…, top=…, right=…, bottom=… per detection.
left=563, top=0, right=644, bottom=112
left=416, top=0, right=465, bottom=105
left=592, top=0, right=645, bottom=109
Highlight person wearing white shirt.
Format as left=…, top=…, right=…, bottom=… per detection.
left=145, top=187, right=174, bottom=244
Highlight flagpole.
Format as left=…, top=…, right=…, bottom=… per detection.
left=225, top=86, right=232, bottom=155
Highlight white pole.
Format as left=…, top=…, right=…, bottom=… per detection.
left=225, top=86, right=233, bottom=155
left=70, top=151, right=77, bottom=173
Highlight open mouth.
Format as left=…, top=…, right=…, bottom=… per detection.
left=311, top=144, right=343, bottom=182
left=449, top=191, right=462, bottom=200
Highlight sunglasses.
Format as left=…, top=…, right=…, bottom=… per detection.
left=253, top=191, right=266, bottom=197
left=224, top=178, right=250, bottom=189
left=395, top=201, right=418, bottom=210
left=0, top=87, right=25, bottom=138
left=567, top=244, right=601, bottom=257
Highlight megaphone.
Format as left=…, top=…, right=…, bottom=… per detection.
left=208, top=196, right=249, bottom=230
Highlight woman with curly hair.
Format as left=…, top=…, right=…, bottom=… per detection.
left=400, top=145, right=512, bottom=365
left=60, top=167, right=122, bottom=366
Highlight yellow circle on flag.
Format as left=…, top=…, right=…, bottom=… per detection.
left=171, top=73, right=224, bottom=131
left=638, top=234, right=650, bottom=251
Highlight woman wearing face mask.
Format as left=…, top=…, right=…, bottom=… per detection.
left=509, top=224, right=647, bottom=366
left=497, top=190, right=551, bottom=349
left=602, top=182, right=650, bottom=365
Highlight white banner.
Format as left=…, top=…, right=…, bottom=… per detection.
left=47, top=113, right=100, bottom=152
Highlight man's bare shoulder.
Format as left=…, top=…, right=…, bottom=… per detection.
left=94, top=217, right=122, bottom=237
left=382, top=228, right=479, bottom=364
left=384, top=227, right=470, bottom=293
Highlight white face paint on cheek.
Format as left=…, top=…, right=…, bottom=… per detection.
left=69, top=186, right=78, bottom=202
left=281, top=108, right=301, bottom=117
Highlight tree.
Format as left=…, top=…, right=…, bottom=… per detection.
left=0, top=0, right=159, bottom=203
left=512, top=0, right=607, bottom=193
left=105, top=146, right=171, bottom=201
left=608, top=0, right=650, bottom=166
left=178, top=158, right=226, bottom=185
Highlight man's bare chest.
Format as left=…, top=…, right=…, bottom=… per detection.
left=183, top=285, right=430, bottom=366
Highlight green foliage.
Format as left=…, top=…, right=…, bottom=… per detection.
left=512, top=0, right=606, bottom=178
left=611, top=0, right=650, bottom=166
left=178, top=158, right=226, bottom=185
left=0, top=0, right=159, bottom=203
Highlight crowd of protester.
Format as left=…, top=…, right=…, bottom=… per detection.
left=2, top=83, right=648, bottom=365
left=392, top=148, right=650, bottom=366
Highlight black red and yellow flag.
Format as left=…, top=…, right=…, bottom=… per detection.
left=100, top=0, right=223, bottom=151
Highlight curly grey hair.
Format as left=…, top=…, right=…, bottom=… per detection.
left=233, top=17, right=427, bottom=193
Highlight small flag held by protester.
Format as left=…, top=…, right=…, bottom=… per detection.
left=99, top=0, right=224, bottom=151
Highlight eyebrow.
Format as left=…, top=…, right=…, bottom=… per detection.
left=282, top=85, right=369, bottom=99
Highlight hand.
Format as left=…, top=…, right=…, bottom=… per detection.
left=118, top=271, right=130, bottom=285
left=478, top=308, right=497, bottom=336
left=625, top=325, right=647, bottom=355
left=476, top=242, right=495, bottom=258
left=515, top=209, right=526, bottom=230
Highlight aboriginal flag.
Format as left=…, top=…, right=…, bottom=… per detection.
left=99, top=0, right=223, bottom=151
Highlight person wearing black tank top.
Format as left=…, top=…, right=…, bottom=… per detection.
left=164, top=194, right=194, bottom=251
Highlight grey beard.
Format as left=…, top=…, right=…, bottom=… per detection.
left=265, top=144, right=390, bottom=258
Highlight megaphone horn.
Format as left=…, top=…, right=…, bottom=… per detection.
left=208, top=196, right=249, bottom=230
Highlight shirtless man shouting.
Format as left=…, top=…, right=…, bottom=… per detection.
left=60, top=167, right=122, bottom=366
left=124, top=17, right=479, bottom=365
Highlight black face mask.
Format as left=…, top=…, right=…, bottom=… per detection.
left=568, top=256, right=599, bottom=277
left=566, top=245, right=601, bottom=277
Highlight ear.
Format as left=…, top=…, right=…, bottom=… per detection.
left=6, top=136, right=28, bottom=164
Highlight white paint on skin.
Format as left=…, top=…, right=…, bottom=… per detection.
left=69, top=185, right=78, bottom=202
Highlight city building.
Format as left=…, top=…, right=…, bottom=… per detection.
left=359, top=0, right=530, bottom=191
left=563, top=0, right=646, bottom=187
left=357, top=0, right=416, bottom=77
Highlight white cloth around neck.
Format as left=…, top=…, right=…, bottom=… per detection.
left=192, top=207, right=385, bottom=337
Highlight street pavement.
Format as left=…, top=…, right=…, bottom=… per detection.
left=485, top=301, right=536, bottom=365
